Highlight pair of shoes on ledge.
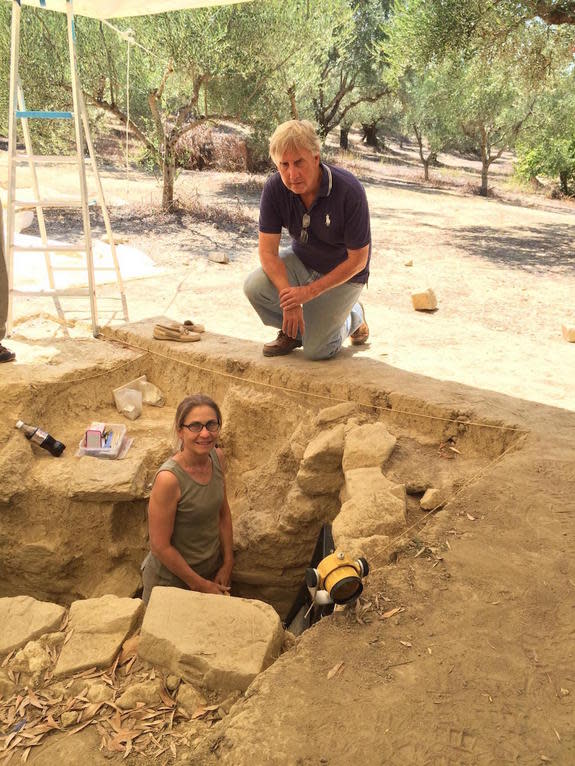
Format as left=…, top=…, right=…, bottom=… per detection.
left=0, top=344, right=15, bottom=363
left=153, top=321, right=205, bottom=343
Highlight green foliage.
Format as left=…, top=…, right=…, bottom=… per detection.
left=515, top=69, right=575, bottom=194
left=386, top=0, right=575, bottom=191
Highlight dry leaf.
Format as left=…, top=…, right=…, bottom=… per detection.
left=466, top=513, right=476, bottom=521
left=448, top=446, right=461, bottom=454
left=326, top=662, right=344, bottom=680
left=21, top=746, right=31, bottom=763
left=191, top=705, right=220, bottom=720
left=399, top=640, right=412, bottom=648
left=109, top=710, right=123, bottom=733
left=382, top=607, right=404, bottom=619
left=119, top=636, right=140, bottom=665
left=159, top=688, right=176, bottom=708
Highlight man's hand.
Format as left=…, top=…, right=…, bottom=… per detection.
left=279, top=284, right=313, bottom=311
left=282, top=306, right=305, bottom=339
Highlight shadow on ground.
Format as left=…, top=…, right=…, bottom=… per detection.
left=455, top=223, right=575, bottom=274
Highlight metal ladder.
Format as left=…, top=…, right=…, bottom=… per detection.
left=5, top=0, right=128, bottom=337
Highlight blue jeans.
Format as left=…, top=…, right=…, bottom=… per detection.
left=244, top=250, right=364, bottom=361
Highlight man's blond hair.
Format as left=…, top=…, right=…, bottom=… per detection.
left=269, top=120, right=321, bottom=164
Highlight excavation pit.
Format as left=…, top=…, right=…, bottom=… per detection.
left=0, top=319, right=526, bottom=619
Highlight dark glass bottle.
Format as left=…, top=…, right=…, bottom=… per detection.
left=15, top=420, right=66, bottom=457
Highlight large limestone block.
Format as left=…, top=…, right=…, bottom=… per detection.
left=334, top=467, right=407, bottom=542
left=342, top=423, right=397, bottom=472
left=54, top=595, right=143, bottom=677
left=340, top=467, right=405, bottom=505
left=300, top=424, right=345, bottom=471
left=411, top=288, right=438, bottom=311
left=333, top=492, right=406, bottom=542
left=562, top=325, right=575, bottom=342
left=296, top=424, right=344, bottom=496
left=139, top=588, right=284, bottom=692
left=0, top=596, right=66, bottom=656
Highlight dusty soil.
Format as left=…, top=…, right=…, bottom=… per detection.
left=4, top=136, right=575, bottom=410
left=1, top=139, right=575, bottom=765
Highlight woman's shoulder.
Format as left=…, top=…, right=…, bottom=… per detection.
left=213, top=446, right=227, bottom=473
left=155, top=457, right=184, bottom=484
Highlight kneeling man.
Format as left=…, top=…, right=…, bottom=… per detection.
left=244, top=119, right=370, bottom=361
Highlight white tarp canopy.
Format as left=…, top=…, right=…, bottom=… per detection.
left=8, top=0, right=251, bottom=20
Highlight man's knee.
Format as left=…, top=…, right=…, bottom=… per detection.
left=302, top=339, right=341, bottom=361
left=243, top=269, right=264, bottom=303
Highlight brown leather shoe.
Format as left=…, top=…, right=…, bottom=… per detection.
left=0, top=344, right=15, bottom=363
left=350, top=303, right=369, bottom=346
left=263, top=331, right=302, bottom=357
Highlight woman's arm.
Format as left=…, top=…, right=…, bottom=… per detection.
left=148, top=470, right=227, bottom=594
left=214, top=447, right=234, bottom=588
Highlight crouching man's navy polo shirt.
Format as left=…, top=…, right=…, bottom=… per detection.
left=258, top=163, right=371, bottom=285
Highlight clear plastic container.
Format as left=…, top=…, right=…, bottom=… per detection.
left=78, top=423, right=127, bottom=459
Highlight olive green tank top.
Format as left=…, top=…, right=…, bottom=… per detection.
left=155, top=449, right=224, bottom=566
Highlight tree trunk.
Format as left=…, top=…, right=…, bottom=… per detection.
left=340, top=126, right=349, bottom=150
left=362, top=122, right=378, bottom=148
left=423, top=158, right=430, bottom=181
left=480, top=159, right=489, bottom=196
left=479, top=127, right=489, bottom=196
left=162, top=143, right=176, bottom=210
left=413, top=123, right=429, bottom=180
left=559, top=170, right=569, bottom=195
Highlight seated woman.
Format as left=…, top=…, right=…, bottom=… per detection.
left=142, top=394, right=233, bottom=604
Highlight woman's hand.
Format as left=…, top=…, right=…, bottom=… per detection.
left=200, top=579, right=230, bottom=596
left=214, top=561, right=233, bottom=589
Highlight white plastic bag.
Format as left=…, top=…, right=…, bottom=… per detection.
left=114, top=387, right=143, bottom=420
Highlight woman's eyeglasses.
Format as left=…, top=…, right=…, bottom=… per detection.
left=182, top=420, right=220, bottom=433
left=300, top=213, right=311, bottom=243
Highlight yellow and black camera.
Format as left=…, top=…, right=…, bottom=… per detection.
left=305, top=550, right=369, bottom=606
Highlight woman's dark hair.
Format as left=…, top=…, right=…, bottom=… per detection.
left=174, top=394, right=222, bottom=432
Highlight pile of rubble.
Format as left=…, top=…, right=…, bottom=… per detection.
left=0, top=590, right=285, bottom=762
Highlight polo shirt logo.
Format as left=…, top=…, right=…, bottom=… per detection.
left=325, top=214, right=331, bottom=227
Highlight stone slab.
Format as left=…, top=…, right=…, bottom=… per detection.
left=342, top=423, right=397, bottom=471
left=54, top=595, right=143, bottom=677
left=0, top=596, right=66, bottom=656
left=139, top=588, right=284, bottom=692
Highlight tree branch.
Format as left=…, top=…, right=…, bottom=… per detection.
left=533, top=1, right=575, bottom=24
